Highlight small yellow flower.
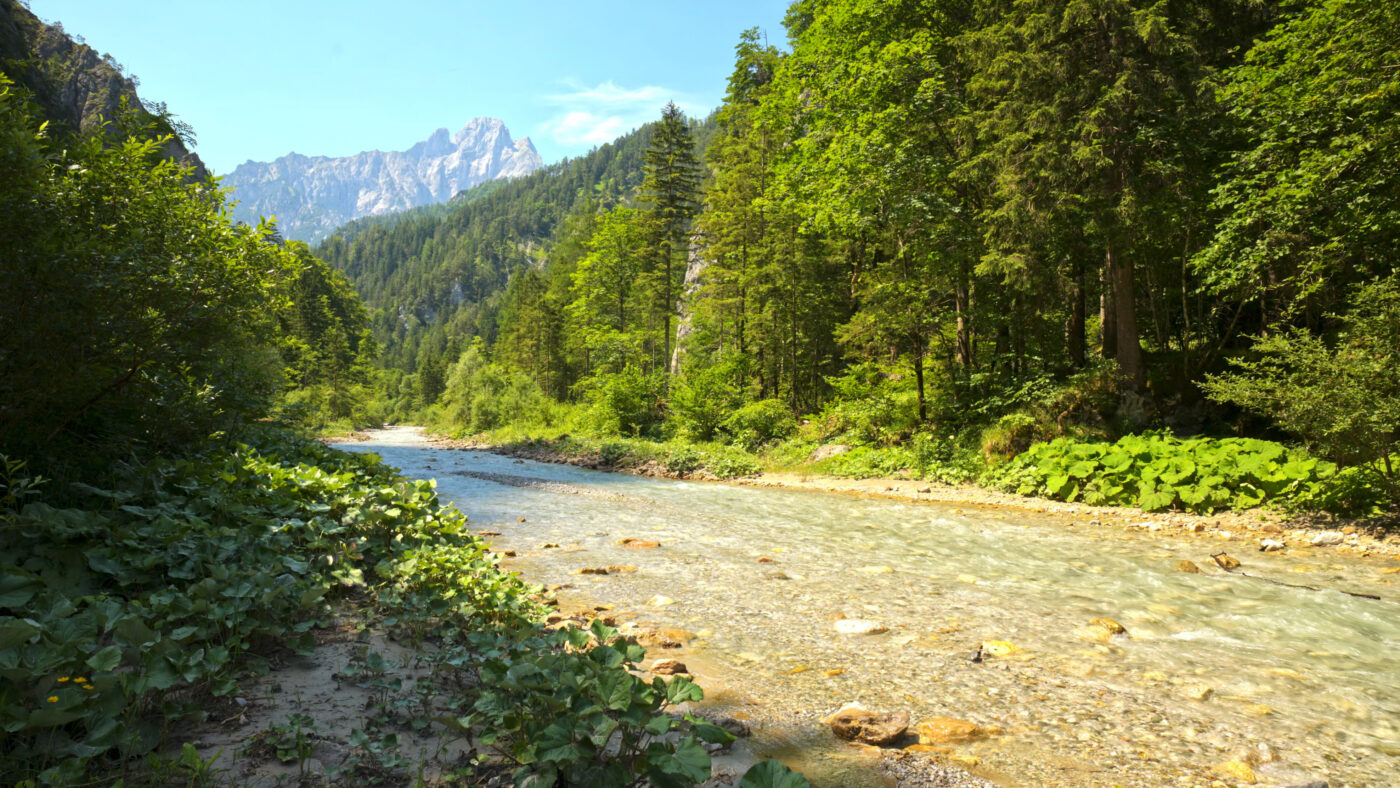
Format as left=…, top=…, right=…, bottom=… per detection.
left=73, top=677, right=88, bottom=683
left=82, top=684, right=95, bottom=691
left=57, top=677, right=70, bottom=683
left=46, top=695, right=58, bottom=703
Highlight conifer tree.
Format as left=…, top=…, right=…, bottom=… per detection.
left=640, top=102, right=701, bottom=374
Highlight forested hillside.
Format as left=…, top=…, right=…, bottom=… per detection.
left=315, top=117, right=718, bottom=410
left=324, top=0, right=1398, bottom=514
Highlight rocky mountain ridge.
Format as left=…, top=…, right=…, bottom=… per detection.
left=0, top=0, right=205, bottom=177
left=224, top=118, right=542, bottom=242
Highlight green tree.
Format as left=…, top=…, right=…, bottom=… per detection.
left=641, top=102, right=702, bottom=374
left=1195, top=0, right=1400, bottom=326
left=1202, top=275, right=1400, bottom=496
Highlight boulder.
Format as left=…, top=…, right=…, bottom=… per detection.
left=824, top=704, right=910, bottom=746
left=1310, top=531, right=1343, bottom=546
left=1176, top=560, right=1203, bottom=574
left=650, top=659, right=688, bottom=675
left=1259, top=538, right=1285, bottom=552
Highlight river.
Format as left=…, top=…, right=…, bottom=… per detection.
left=338, top=427, right=1400, bottom=787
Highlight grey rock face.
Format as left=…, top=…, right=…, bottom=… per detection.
left=224, top=118, right=541, bottom=242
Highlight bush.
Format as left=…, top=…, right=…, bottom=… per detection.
left=721, top=399, right=796, bottom=451
left=811, top=362, right=921, bottom=446
left=578, top=366, right=668, bottom=438
left=437, top=344, right=556, bottom=435
left=669, top=365, right=742, bottom=441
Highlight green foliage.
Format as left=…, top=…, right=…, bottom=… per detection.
left=458, top=618, right=724, bottom=787
left=434, top=342, right=557, bottom=435
left=0, top=430, right=534, bottom=782
left=1202, top=275, right=1400, bottom=505
left=811, top=362, right=921, bottom=446
left=578, top=367, right=669, bottom=438
left=1196, top=0, right=1400, bottom=318
left=669, top=363, right=745, bottom=442
left=0, top=78, right=295, bottom=468
left=740, top=760, right=811, bottom=788
left=720, top=399, right=796, bottom=452
left=987, top=433, right=1387, bottom=516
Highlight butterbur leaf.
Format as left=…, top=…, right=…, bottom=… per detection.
left=87, top=644, right=122, bottom=672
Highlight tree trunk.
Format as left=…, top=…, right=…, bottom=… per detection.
left=1107, top=242, right=1145, bottom=390
left=1100, top=260, right=1117, bottom=360
left=1067, top=258, right=1086, bottom=368
left=913, top=339, right=927, bottom=422
left=955, top=259, right=973, bottom=369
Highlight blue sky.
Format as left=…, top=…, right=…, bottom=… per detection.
left=28, top=1, right=792, bottom=174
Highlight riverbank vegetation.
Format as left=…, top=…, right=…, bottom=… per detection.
left=322, top=0, right=1399, bottom=520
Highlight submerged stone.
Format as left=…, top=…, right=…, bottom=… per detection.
left=917, top=717, right=989, bottom=744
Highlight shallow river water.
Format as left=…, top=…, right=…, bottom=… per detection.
left=339, top=428, right=1400, bottom=787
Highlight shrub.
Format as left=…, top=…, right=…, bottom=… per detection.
left=721, top=399, right=796, bottom=451
left=576, top=367, right=668, bottom=438
left=669, top=365, right=742, bottom=441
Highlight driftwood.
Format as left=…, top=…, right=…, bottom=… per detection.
left=1211, top=552, right=1382, bottom=601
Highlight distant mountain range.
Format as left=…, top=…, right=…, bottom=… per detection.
left=223, top=119, right=542, bottom=242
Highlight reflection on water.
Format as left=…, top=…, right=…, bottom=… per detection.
left=341, top=428, right=1400, bottom=787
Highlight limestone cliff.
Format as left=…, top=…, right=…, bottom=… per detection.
left=223, top=119, right=542, bottom=243
left=0, top=0, right=206, bottom=177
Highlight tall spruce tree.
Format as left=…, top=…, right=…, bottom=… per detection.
left=641, top=102, right=701, bottom=374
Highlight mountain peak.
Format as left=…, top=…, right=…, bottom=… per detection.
left=224, top=119, right=543, bottom=243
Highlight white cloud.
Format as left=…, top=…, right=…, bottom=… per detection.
left=539, top=80, right=705, bottom=150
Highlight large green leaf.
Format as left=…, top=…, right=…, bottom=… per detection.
left=740, top=760, right=811, bottom=788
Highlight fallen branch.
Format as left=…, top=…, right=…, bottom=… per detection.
left=1211, top=552, right=1382, bottom=600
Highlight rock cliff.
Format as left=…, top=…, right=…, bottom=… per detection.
left=224, top=119, right=542, bottom=242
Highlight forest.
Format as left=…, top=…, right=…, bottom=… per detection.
left=322, top=0, right=1398, bottom=516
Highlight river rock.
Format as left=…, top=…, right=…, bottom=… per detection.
left=1088, top=617, right=1127, bottom=635
left=648, top=595, right=677, bottom=607
left=576, top=567, right=609, bottom=575
left=825, top=704, right=910, bottom=746
left=858, top=565, right=894, bottom=574
left=1213, top=553, right=1242, bottom=570
left=1212, top=760, right=1256, bottom=784
left=606, top=565, right=636, bottom=573
left=1310, top=531, right=1343, bottom=546
left=1183, top=684, right=1214, bottom=701
left=477, top=530, right=501, bottom=536
left=619, top=537, right=662, bottom=549
left=808, top=444, right=851, bottom=463
left=539, top=542, right=560, bottom=549
left=979, top=640, right=1020, bottom=658
left=1177, top=560, right=1203, bottom=574
left=650, top=659, right=687, bottom=675
left=834, top=619, right=888, bottom=635
left=1259, top=538, right=1285, bottom=552
left=917, top=717, right=989, bottom=744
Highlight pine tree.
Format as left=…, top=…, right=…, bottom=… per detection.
left=640, top=102, right=701, bottom=375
